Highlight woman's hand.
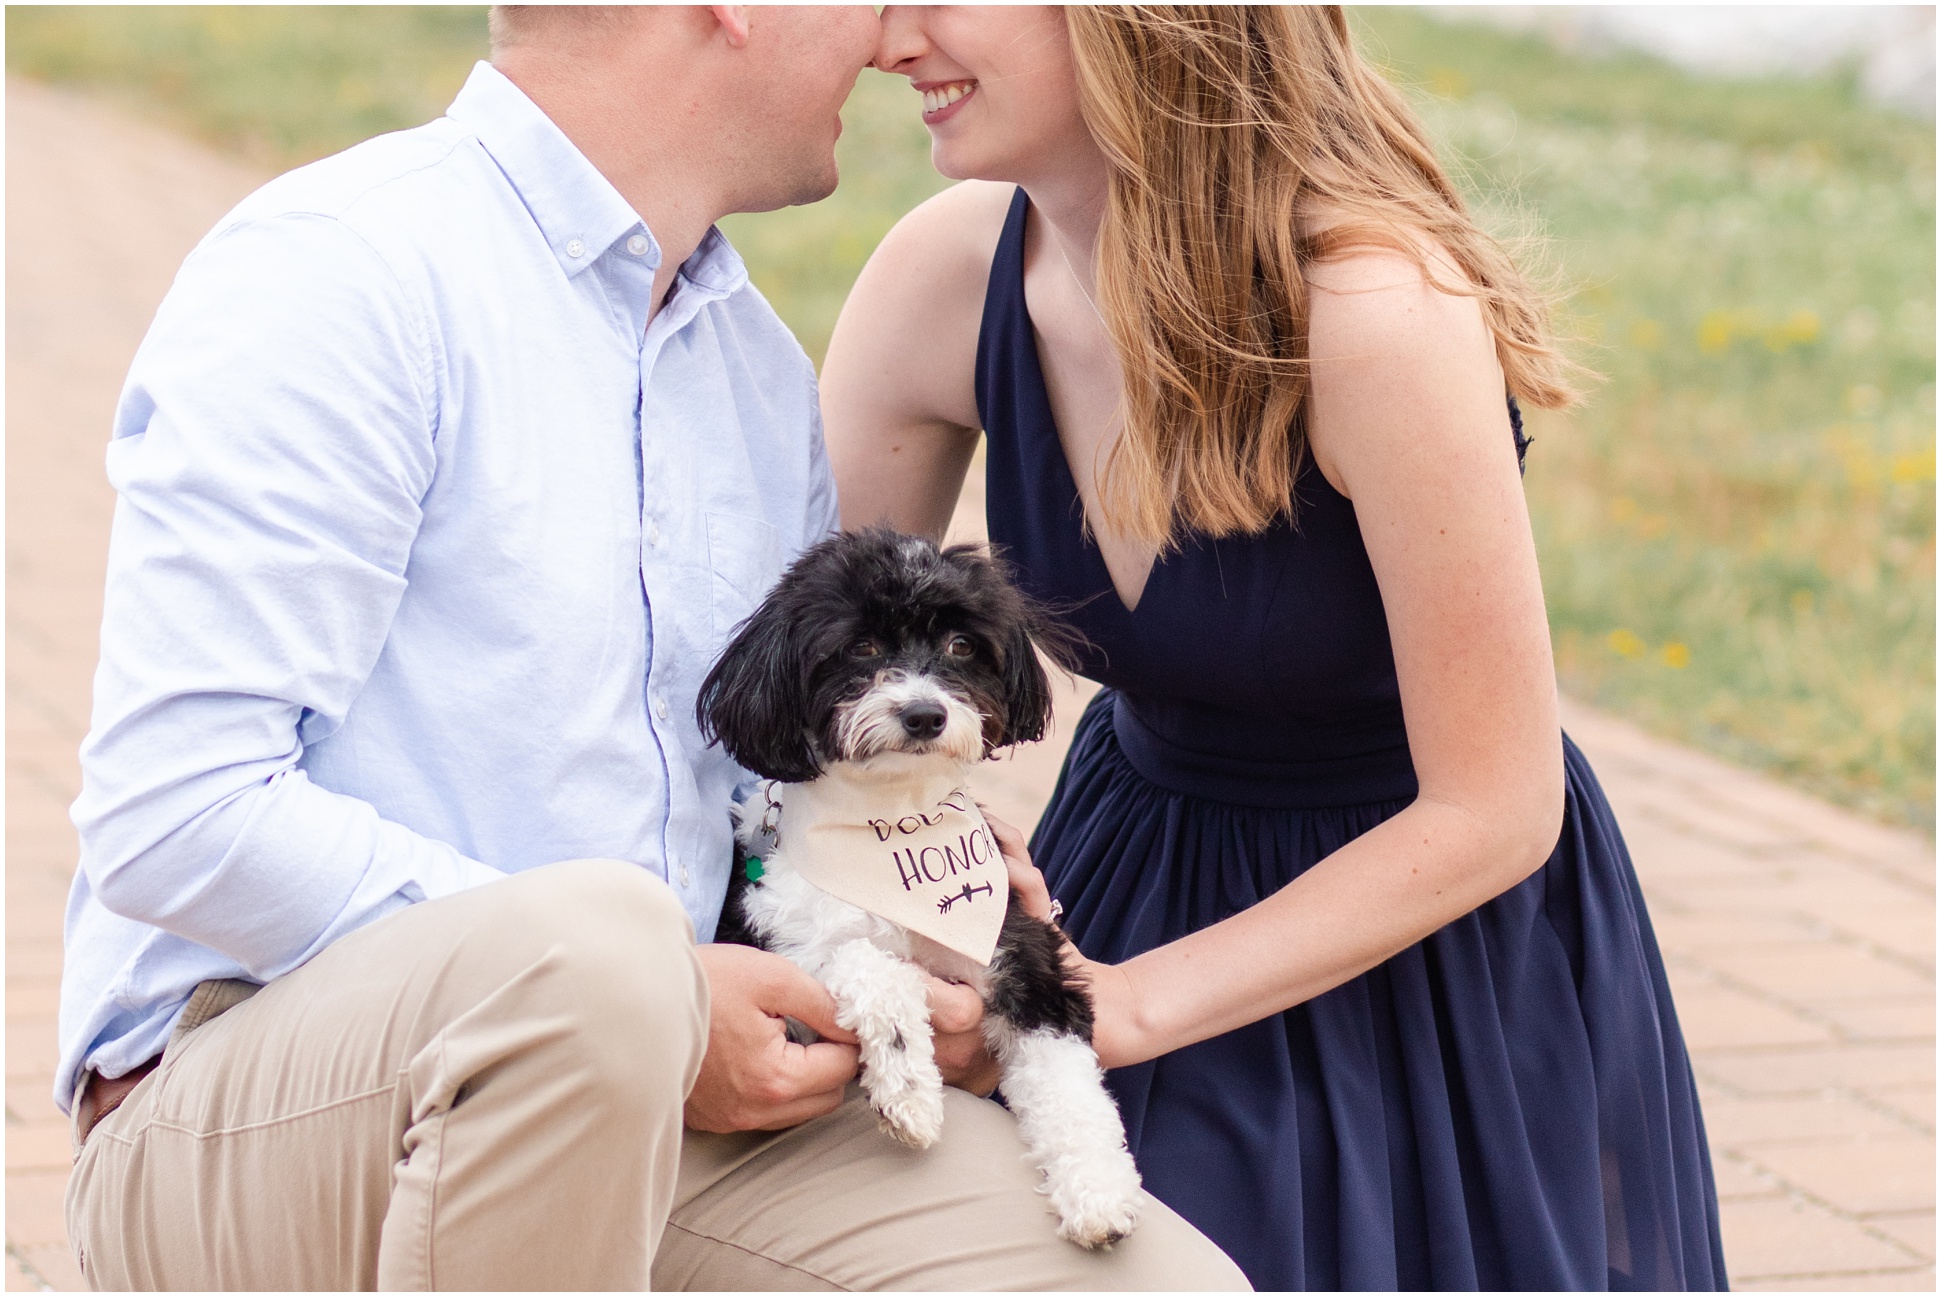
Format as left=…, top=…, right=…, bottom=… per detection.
left=919, top=809, right=1038, bottom=1097
left=914, top=810, right=1078, bottom=1098
left=986, top=810, right=1152, bottom=1071
left=985, top=810, right=1054, bottom=921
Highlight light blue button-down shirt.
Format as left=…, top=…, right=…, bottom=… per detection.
left=58, top=62, right=834, bottom=1111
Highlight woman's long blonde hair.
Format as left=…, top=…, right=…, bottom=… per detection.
left=1064, top=6, right=1578, bottom=545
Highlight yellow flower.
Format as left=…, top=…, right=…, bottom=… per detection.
left=1607, top=628, right=1647, bottom=660
left=1764, top=309, right=1821, bottom=351
left=1697, top=312, right=1735, bottom=355
left=1660, top=642, right=1691, bottom=670
left=1890, top=449, right=1934, bottom=484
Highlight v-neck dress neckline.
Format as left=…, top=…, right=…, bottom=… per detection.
left=1010, top=203, right=1156, bottom=614
left=996, top=224, right=1157, bottom=620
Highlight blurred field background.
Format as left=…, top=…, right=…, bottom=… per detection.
left=7, top=5, right=1933, bottom=829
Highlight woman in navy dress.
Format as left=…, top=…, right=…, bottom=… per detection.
left=824, top=8, right=1725, bottom=1289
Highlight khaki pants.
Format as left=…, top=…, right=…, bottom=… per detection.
left=66, top=860, right=1248, bottom=1291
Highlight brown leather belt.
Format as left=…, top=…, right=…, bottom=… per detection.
left=76, top=1056, right=160, bottom=1143
left=73, top=981, right=260, bottom=1145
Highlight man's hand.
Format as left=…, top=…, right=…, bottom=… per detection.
left=690, top=812, right=1051, bottom=1110
left=685, top=944, right=860, bottom=1133
left=927, top=976, right=997, bottom=1095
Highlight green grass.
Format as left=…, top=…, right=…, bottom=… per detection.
left=6, top=7, right=488, bottom=165
left=8, top=7, right=1932, bottom=828
left=1350, top=10, right=1934, bottom=829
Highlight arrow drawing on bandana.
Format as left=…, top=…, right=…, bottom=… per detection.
left=783, top=765, right=1008, bottom=966
left=937, top=881, right=995, bottom=914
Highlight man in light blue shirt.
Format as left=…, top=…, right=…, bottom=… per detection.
left=59, top=6, right=1245, bottom=1290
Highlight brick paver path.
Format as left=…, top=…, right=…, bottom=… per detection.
left=6, top=76, right=1933, bottom=1292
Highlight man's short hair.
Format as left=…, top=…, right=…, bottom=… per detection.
left=488, top=6, right=646, bottom=53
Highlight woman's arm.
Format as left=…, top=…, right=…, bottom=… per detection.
left=820, top=179, right=1014, bottom=538
left=1078, top=249, right=1567, bottom=1068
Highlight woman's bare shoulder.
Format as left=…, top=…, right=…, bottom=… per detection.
left=825, top=181, right=1017, bottom=435
left=1304, top=240, right=1490, bottom=361
left=1302, top=239, right=1504, bottom=494
left=864, top=179, right=1016, bottom=304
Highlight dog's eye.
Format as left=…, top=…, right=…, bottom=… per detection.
left=944, top=634, right=976, bottom=659
left=848, top=639, right=882, bottom=659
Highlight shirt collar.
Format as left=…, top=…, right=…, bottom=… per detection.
left=446, top=61, right=653, bottom=280
left=681, top=226, right=750, bottom=300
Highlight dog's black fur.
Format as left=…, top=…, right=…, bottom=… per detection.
left=701, top=527, right=1094, bottom=1043
left=696, top=527, right=1065, bottom=784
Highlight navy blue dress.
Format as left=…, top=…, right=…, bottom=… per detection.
left=976, top=190, right=1725, bottom=1292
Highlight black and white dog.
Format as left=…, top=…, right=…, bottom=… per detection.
left=697, top=527, right=1142, bottom=1248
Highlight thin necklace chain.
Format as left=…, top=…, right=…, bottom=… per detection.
left=1054, top=235, right=1112, bottom=334
left=1049, top=230, right=1135, bottom=543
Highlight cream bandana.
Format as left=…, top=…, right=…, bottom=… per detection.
left=775, top=756, right=1006, bottom=966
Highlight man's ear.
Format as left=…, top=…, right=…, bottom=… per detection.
left=710, top=5, right=750, bottom=48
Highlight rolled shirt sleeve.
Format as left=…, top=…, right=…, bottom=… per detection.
left=73, top=214, right=502, bottom=980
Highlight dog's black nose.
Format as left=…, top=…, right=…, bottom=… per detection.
left=899, top=702, right=948, bottom=742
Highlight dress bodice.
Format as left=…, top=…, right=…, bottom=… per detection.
left=975, top=188, right=1422, bottom=807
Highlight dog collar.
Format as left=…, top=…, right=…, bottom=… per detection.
left=774, top=756, right=1005, bottom=966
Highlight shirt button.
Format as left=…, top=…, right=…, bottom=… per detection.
left=648, top=521, right=662, bottom=547
left=627, top=234, right=650, bottom=257
left=655, top=695, right=669, bottom=720
left=565, top=238, right=586, bottom=259
left=680, top=867, right=693, bottom=887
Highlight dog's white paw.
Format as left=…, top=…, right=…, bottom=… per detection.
left=859, top=1020, right=946, bottom=1148
left=868, top=1069, right=946, bottom=1149
left=1046, top=1142, right=1144, bottom=1248
left=993, top=1027, right=1146, bottom=1248
left=822, top=938, right=948, bottom=1149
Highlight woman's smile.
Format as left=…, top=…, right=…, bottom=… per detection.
left=915, top=78, right=977, bottom=124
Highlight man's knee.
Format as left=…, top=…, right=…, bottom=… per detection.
left=931, top=1088, right=1251, bottom=1291
left=513, top=856, right=697, bottom=943
left=416, top=858, right=708, bottom=1085
left=517, top=858, right=702, bottom=1021
left=455, top=858, right=698, bottom=983
left=1104, top=1197, right=1253, bottom=1291
left=666, top=1086, right=1248, bottom=1291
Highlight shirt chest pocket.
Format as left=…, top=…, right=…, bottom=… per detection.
left=704, top=512, right=788, bottom=639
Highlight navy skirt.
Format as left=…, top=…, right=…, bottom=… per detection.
left=1033, top=692, right=1728, bottom=1291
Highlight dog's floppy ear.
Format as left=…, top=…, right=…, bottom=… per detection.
left=949, top=542, right=1078, bottom=751
left=998, top=614, right=1056, bottom=747
left=696, top=587, right=823, bottom=783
